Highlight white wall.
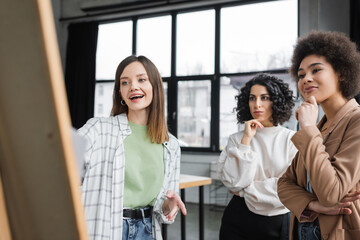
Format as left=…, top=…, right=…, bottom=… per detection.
left=299, top=0, right=350, bottom=36
left=180, top=153, right=220, bottom=204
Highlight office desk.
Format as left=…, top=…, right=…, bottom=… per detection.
left=162, top=174, right=212, bottom=240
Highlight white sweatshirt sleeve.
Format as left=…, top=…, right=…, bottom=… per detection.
left=218, top=134, right=258, bottom=194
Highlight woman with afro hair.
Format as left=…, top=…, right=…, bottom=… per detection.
left=277, top=31, right=360, bottom=240
left=218, top=73, right=297, bottom=240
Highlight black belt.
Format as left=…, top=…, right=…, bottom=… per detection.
left=123, top=207, right=152, bottom=219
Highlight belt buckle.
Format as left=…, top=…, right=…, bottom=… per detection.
left=123, top=208, right=132, bottom=219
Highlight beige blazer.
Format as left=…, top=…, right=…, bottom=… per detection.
left=278, top=99, right=360, bottom=240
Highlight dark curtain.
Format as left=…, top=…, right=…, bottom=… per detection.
left=65, top=22, right=98, bottom=129
left=350, top=0, right=360, bottom=103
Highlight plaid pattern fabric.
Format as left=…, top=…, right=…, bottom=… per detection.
left=78, top=114, right=180, bottom=240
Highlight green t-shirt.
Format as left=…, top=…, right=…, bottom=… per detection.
left=123, top=121, right=164, bottom=208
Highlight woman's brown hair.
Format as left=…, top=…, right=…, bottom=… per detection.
left=111, top=55, right=169, bottom=143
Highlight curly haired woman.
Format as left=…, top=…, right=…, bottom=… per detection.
left=218, top=73, right=297, bottom=240
left=278, top=31, right=360, bottom=240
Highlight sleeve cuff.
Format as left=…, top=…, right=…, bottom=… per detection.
left=153, top=194, right=175, bottom=224
left=293, top=195, right=318, bottom=222
left=291, top=125, right=320, bottom=152
left=238, top=143, right=251, bottom=152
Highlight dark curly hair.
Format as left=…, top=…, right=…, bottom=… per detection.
left=235, top=74, right=295, bottom=126
left=290, top=31, right=360, bottom=99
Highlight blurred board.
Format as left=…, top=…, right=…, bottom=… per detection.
left=0, top=0, right=87, bottom=239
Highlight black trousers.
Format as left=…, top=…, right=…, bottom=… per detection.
left=219, top=195, right=290, bottom=240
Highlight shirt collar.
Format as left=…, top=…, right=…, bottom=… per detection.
left=318, top=98, right=359, bottom=140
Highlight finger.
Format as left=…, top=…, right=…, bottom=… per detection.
left=249, top=119, right=263, bottom=128
left=178, top=201, right=187, bottom=215
left=166, top=207, right=179, bottom=221
left=338, top=201, right=351, bottom=208
left=339, top=207, right=352, bottom=215
left=342, top=193, right=360, bottom=203
left=166, top=191, right=187, bottom=215
left=295, top=110, right=299, bottom=120
left=245, top=120, right=256, bottom=127
left=346, top=191, right=360, bottom=198
left=166, top=212, right=175, bottom=221
left=307, top=95, right=317, bottom=105
left=173, top=196, right=187, bottom=215
left=336, top=202, right=353, bottom=215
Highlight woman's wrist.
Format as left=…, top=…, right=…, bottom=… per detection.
left=241, top=136, right=252, bottom=145
left=307, top=201, right=314, bottom=211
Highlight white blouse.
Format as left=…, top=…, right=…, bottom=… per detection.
left=218, top=126, right=297, bottom=216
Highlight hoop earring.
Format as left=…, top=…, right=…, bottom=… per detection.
left=120, top=100, right=126, bottom=106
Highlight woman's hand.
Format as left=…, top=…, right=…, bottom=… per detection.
left=229, top=190, right=240, bottom=196
left=308, top=201, right=352, bottom=215
left=295, top=96, right=318, bottom=129
left=307, top=191, right=360, bottom=215
left=241, top=119, right=264, bottom=145
left=162, top=190, right=187, bottom=221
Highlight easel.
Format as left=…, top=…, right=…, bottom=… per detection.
left=0, top=1, right=87, bottom=239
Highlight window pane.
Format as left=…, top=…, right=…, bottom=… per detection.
left=219, top=73, right=298, bottom=150
left=221, top=0, right=298, bottom=73
left=177, top=10, right=215, bottom=76
left=178, top=80, right=211, bottom=147
left=219, top=77, right=239, bottom=150
left=96, top=21, right=132, bottom=80
left=94, top=82, right=115, bottom=117
left=163, top=81, right=168, bottom=121
left=137, top=16, right=171, bottom=77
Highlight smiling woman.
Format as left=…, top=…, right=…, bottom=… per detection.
left=278, top=31, right=360, bottom=240
left=77, top=55, right=187, bottom=240
left=118, top=62, right=154, bottom=123
left=297, top=55, right=345, bottom=111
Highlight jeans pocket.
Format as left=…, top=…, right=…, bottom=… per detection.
left=143, top=217, right=152, bottom=234
left=299, top=222, right=321, bottom=240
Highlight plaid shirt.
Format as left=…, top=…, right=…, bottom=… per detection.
left=77, top=114, right=180, bottom=240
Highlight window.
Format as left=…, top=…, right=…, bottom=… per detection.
left=220, top=0, right=298, bottom=73
left=178, top=80, right=211, bottom=147
left=96, top=21, right=132, bottom=80
left=137, top=16, right=172, bottom=77
left=94, top=0, right=298, bottom=152
left=95, top=21, right=132, bottom=117
left=219, top=0, right=298, bottom=149
left=94, top=82, right=114, bottom=117
left=177, top=10, right=215, bottom=76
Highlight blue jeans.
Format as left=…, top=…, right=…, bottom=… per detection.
left=122, top=209, right=152, bottom=240
left=296, top=219, right=321, bottom=240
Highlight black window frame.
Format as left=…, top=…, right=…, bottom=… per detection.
left=94, top=0, right=299, bottom=153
